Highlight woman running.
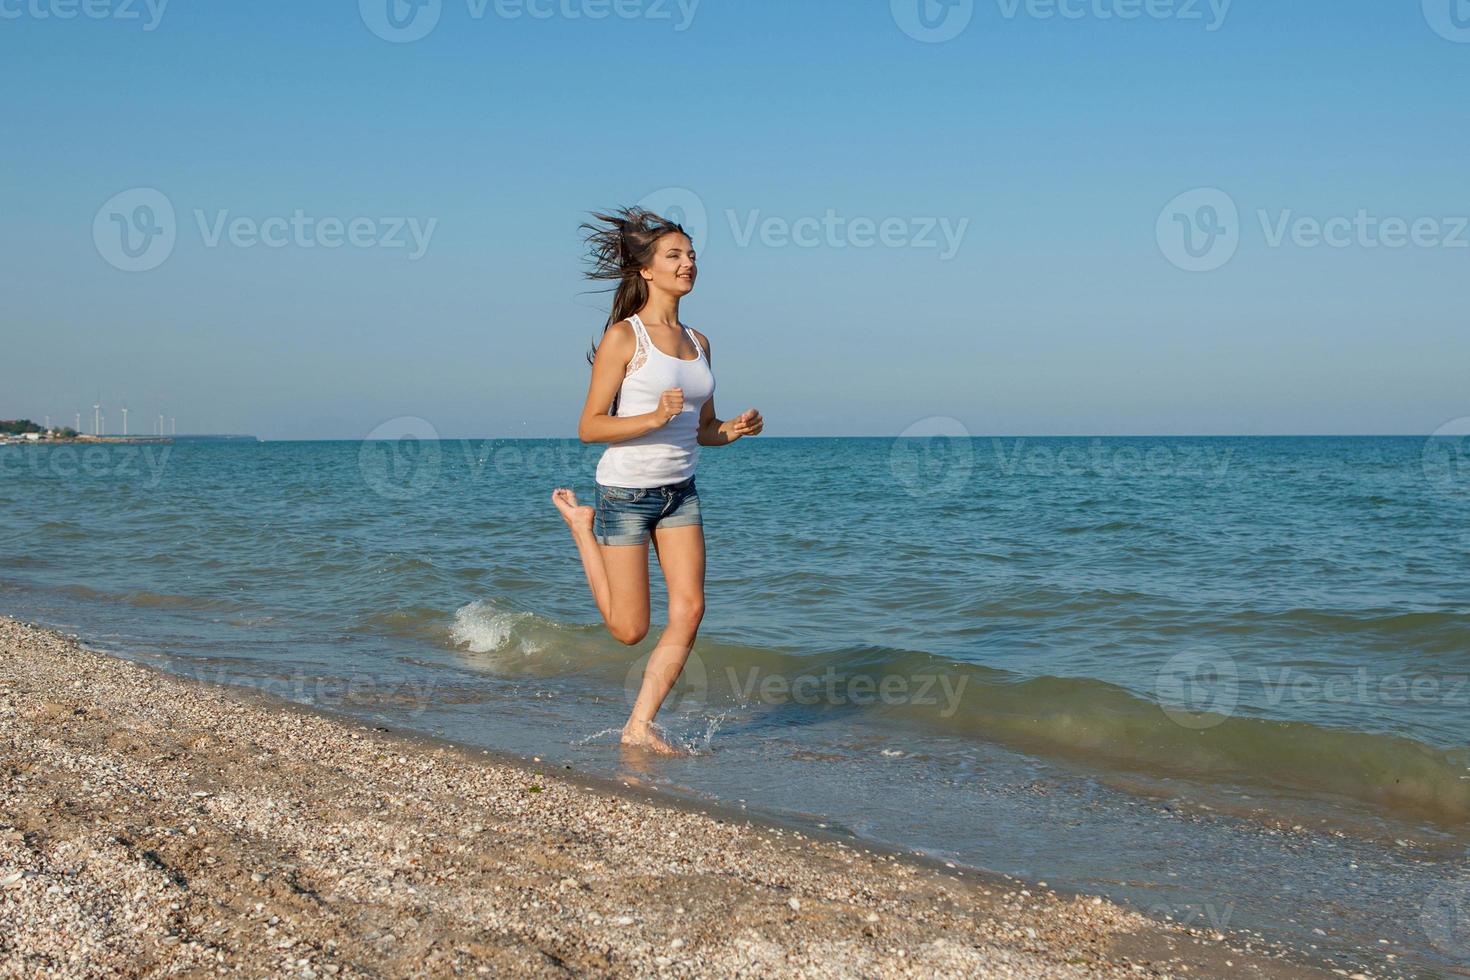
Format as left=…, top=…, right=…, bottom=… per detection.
left=551, top=207, right=763, bottom=755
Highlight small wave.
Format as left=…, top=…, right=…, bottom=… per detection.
left=122, top=590, right=244, bottom=613
left=424, top=599, right=1470, bottom=829
left=449, top=599, right=546, bottom=655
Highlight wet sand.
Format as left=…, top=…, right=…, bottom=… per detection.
left=0, top=615, right=1338, bottom=978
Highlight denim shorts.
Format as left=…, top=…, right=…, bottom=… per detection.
left=593, top=475, right=702, bottom=546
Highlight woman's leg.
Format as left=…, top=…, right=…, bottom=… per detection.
left=551, top=489, right=650, bottom=645
left=623, top=522, right=706, bottom=753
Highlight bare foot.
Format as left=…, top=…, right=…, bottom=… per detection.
left=620, top=722, right=684, bottom=756
left=551, top=488, right=594, bottom=536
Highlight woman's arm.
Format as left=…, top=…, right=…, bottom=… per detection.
left=695, top=332, right=764, bottom=446
left=578, top=320, right=673, bottom=444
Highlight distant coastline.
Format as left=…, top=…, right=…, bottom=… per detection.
left=0, top=433, right=259, bottom=446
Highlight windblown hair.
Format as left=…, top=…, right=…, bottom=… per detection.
left=582, top=207, right=691, bottom=415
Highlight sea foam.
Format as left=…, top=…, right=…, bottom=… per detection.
left=450, top=599, right=543, bottom=655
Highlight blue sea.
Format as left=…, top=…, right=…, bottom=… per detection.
left=3, top=435, right=1468, bottom=975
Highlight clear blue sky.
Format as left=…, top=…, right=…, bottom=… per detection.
left=3, top=0, right=1467, bottom=438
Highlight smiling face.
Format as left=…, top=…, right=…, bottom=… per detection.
left=640, top=231, right=697, bottom=297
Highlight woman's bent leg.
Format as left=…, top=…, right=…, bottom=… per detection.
left=551, top=488, right=650, bottom=644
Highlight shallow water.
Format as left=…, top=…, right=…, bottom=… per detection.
left=3, top=436, right=1468, bottom=974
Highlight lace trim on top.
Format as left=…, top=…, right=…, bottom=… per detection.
left=625, top=314, right=702, bottom=377
left=625, top=316, right=650, bottom=378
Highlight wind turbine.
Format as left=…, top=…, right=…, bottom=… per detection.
left=170, top=417, right=176, bottom=436
left=121, top=405, right=129, bottom=437
left=74, top=412, right=81, bottom=432
left=158, top=413, right=165, bottom=437
left=93, top=399, right=101, bottom=436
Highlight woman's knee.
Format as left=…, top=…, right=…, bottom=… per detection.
left=610, top=619, right=650, bottom=646
left=668, top=596, right=705, bottom=629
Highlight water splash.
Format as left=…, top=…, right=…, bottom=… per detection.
left=449, top=598, right=544, bottom=654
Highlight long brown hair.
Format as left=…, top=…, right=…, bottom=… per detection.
left=582, top=207, right=692, bottom=415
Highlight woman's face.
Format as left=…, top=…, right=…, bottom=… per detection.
left=642, top=232, right=697, bottom=296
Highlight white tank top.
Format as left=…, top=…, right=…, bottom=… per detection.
left=594, top=313, right=716, bottom=488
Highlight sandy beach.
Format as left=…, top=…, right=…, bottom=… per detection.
left=0, top=615, right=1339, bottom=979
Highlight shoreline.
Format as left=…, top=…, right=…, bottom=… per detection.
left=1, top=615, right=1339, bottom=977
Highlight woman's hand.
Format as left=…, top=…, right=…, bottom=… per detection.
left=725, top=409, right=763, bottom=440
left=654, top=388, right=685, bottom=426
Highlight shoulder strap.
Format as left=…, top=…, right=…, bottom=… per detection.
left=682, top=324, right=705, bottom=359
left=623, top=314, right=650, bottom=377
left=628, top=313, right=649, bottom=345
